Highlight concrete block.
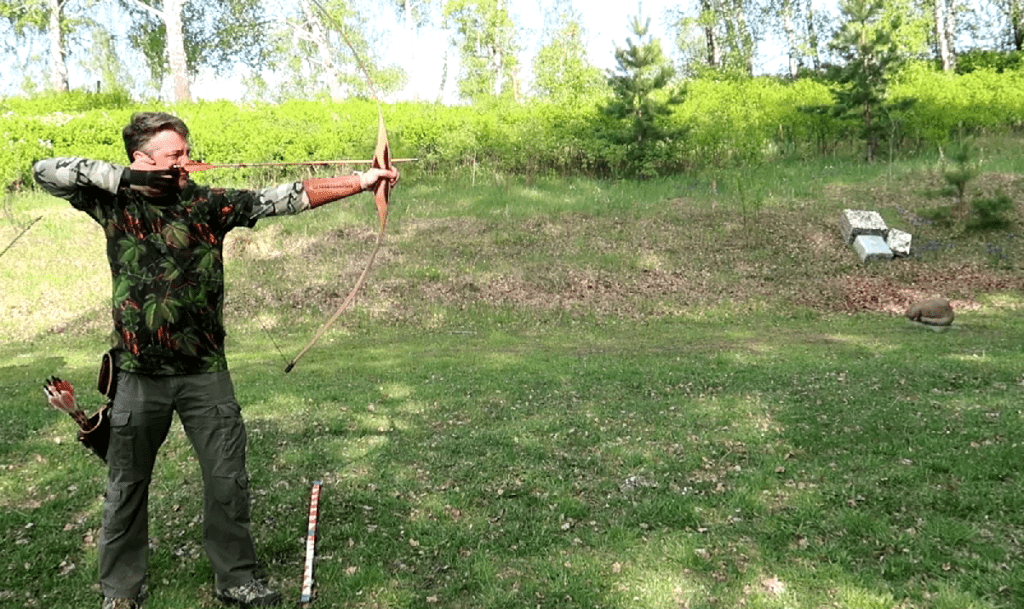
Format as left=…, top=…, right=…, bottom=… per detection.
left=852, top=234, right=893, bottom=262
left=840, top=209, right=888, bottom=244
left=887, top=228, right=912, bottom=257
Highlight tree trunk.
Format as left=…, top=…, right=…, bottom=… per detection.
left=729, top=0, right=755, bottom=75
left=781, top=0, right=799, bottom=77
left=943, top=0, right=956, bottom=71
left=933, top=0, right=954, bottom=72
left=47, top=0, right=69, bottom=91
left=805, top=0, right=819, bottom=71
left=165, top=0, right=191, bottom=102
left=436, top=47, right=448, bottom=103
left=1012, top=0, right=1024, bottom=51
left=700, top=0, right=720, bottom=67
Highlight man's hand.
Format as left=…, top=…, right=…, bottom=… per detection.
left=358, top=167, right=400, bottom=191
left=120, top=167, right=182, bottom=194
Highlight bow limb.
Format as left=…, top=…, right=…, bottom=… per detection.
left=372, top=107, right=392, bottom=232
left=284, top=110, right=392, bottom=373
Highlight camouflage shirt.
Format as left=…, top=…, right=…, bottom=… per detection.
left=34, top=157, right=312, bottom=376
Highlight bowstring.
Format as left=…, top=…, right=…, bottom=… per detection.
left=282, top=0, right=392, bottom=373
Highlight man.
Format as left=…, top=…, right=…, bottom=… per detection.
left=33, top=112, right=399, bottom=609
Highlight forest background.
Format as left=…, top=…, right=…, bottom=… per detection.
left=2, top=0, right=1024, bottom=188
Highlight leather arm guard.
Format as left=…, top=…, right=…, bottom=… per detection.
left=303, top=175, right=364, bottom=208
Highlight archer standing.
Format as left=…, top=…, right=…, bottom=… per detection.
left=33, top=112, right=399, bottom=609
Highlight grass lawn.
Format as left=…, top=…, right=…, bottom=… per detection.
left=1, top=150, right=1023, bottom=608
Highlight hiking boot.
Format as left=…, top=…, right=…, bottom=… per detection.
left=215, top=579, right=282, bottom=607
left=101, top=581, right=147, bottom=608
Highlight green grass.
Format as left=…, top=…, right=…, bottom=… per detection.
left=2, top=148, right=1023, bottom=608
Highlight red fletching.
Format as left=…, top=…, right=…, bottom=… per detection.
left=43, top=376, right=91, bottom=429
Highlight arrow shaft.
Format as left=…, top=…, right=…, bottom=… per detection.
left=183, top=158, right=416, bottom=172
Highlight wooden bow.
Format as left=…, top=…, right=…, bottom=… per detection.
left=284, top=0, right=396, bottom=373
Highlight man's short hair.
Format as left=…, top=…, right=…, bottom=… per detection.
left=122, top=112, right=190, bottom=162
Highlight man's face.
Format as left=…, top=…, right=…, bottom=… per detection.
left=132, top=129, right=191, bottom=189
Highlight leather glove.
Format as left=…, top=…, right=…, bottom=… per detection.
left=120, top=167, right=181, bottom=193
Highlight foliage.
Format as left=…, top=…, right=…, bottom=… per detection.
left=0, top=92, right=133, bottom=186
left=602, top=15, right=685, bottom=178
left=442, top=0, right=520, bottom=102
left=825, top=0, right=914, bottom=162
left=0, top=0, right=48, bottom=35
left=531, top=0, right=605, bottom=103
left=123, top=0, right=272, bottom=83
left=955, top=48, right=1024, bottom=74
left=679, top=77, right=840, bottom=165
left=894, top=64, right=1024, bottom=148
left=3, top=66, right=1024, bottom=186
left=942, top=139, right=981, bottom=214
left=969, top=193, right=1016, bottom=230
left=245, top=0, right=406, bottom=103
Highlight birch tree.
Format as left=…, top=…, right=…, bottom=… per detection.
left=532, top=0, right=603, bottom=101
left=123, top=0, right=271, bottom=102
left=0, top=0, right=80, bottom=91
left=386, top=0, right=437, bottom=31
left=443, top=0, right=520, bottom=102
left=932, top=0, right=956, bottom=70
left=274, top=0, right=402, bottom=101
left=1009, top=0, right=1024, bottom=49
left=672, top=0, right=760, bottom=76
left=762, top=0, right=830, bottom=76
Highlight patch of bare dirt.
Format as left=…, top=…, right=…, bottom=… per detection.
left=228, top=171, right=1022, bottom=322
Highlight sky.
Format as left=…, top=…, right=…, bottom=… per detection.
left=2, top=0, right=806, bottom=102
left=195, top=0, right=805, bottom=103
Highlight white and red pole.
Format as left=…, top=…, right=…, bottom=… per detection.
left=300, top=480, right=323, bottom=606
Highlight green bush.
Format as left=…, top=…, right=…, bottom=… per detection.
left=4, top=68, right=1024, bottom=187
left=956, top=49, right=1024, bottom=74
left=895, top=65, right=1024, bottom=148
left=969, top=193, right=1016, bottom=230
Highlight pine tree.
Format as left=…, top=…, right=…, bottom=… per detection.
left=603, top=15, right=684, bottom=178
left=828, top=0, right=913, bottom=162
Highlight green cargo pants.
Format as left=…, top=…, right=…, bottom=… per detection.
left=99, top=371, right=258, bottom=600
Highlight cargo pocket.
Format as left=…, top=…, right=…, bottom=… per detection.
left=212, top=402, right=247, bottom=478
left=107, top=411, right=133, bottom=473
left=214, top=473, right=252, bottom=523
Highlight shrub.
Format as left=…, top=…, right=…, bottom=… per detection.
left=969, top=193, right=1016, bottom=230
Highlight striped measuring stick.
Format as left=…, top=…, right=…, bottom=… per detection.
left=300, top=480, right=323, bottom=606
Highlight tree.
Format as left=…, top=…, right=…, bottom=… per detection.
left=932, top=0, right=956, bottom=71
left=761, top=0, right=830, bottom=76
left=671, top=0, right=760, bottom=77
left=827, top=0, right=912, bottom=162
left=442, top=0, right=520, bottom=102
left=531, top=0, right=604, bottom=101
left=245, top=0, right=404, bottom=102
left=0, top=0, right=82, bottom=91
left=122, top=0, right=272, bottom=102
left=1008, top=0, right=1024, bottom=49
left=80, top=24, right=136, bottom=94
left=603, top=13, right=684, bottom=178
left=386, top=0, right=437, bottom=31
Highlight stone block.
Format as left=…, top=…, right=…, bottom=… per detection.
left=887, top=228, right=912, bottom=257
left=839, top=209, right=888, bottom=244
left=852, top=234, right=893, bottom=262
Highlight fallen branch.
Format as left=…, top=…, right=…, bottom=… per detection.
left=0, top=216, right=42, bottom=260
